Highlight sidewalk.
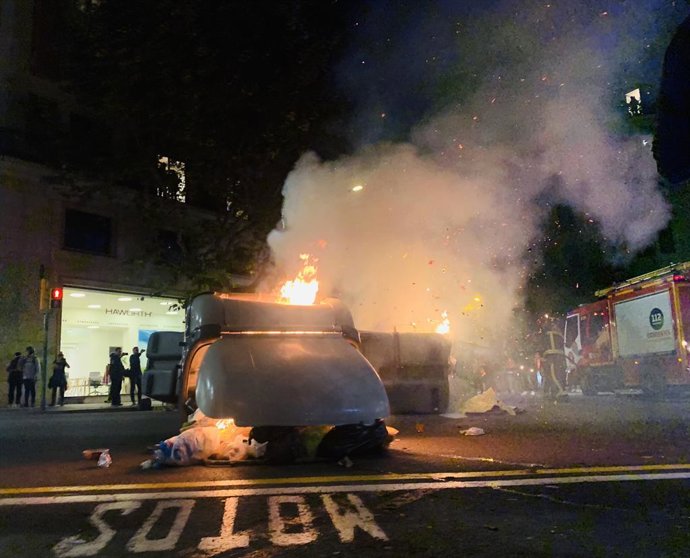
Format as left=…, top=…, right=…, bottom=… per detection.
left=1, top=396, right=167, bottom=413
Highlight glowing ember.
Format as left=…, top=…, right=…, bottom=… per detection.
left=435, top=311, right=450, bottom=335
left=215, top=418, right=235, bottom=430
left=278, top=253, right=319, bottom=305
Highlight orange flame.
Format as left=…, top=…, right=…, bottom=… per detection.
left=278, top=254, right=319, bottom=305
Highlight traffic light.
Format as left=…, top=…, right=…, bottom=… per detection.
left=39, top=278, right=49, bottom=311
left=50, top=287, right=63, bottom=309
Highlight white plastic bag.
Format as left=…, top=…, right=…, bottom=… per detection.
left=97, top=450, right=112, bottom=468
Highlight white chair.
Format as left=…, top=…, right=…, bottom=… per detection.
left=88, top=371, right=102, bottom=396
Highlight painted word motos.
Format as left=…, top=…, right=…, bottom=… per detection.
left=53, top=494, right=388, bottom=557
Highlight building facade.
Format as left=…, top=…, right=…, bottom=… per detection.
left=0, top=1, right=206, bottom=397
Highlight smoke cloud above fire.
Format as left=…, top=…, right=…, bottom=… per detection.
left=267, top=1, right=683, bottom=349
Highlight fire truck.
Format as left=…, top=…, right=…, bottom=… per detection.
left=564, top=262, right=690, bottom=396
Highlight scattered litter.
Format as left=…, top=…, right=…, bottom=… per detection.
left=459, top=427, right=486, bottom=436
left=143, top=423, right=252, bottom=468
left=142, top=409, right=397, bottom=468
left=337, top=456, right=354, bottom=468
left=450, top=388, right=518, bottom=416
left=82, top=448, right=109, bottom=460
left=97, top=450, right=112, bottom=468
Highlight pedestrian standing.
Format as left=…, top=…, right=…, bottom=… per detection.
left=108, top=347, right=126, bottom=407
left=21, top=346, right=41, bottom=407
left=6, top=352, right=23, bottom=407
left=128, top=346, right=145, bottom=406
left=49, top=352, right=70, bottom=406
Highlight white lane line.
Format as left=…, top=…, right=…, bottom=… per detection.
left=2, top=471, right=690, bottom=507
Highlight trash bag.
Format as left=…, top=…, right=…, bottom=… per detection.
left=248, top=425, right=336, bottom=463
left=316, top=420, right=388, bottom=460
left=249, top=426, right=301, bottom=464
left=297, top=425, right=333, bottom=460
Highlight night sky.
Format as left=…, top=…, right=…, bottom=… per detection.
left=334, top=0, right=685, bottom=147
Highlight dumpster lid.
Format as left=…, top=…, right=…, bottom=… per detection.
left=195, top=334, right=390, bottom=426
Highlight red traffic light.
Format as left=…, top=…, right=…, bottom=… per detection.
left=50, top=287, right=63, bottom=309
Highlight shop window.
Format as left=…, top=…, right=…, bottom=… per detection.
left=64, top=209, right=113, bottom=256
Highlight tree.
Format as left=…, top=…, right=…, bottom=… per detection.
left=524, top=204, right=620, bottom=318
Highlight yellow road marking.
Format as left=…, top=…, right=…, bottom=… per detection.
left=2, top=463, right=690, bottom=496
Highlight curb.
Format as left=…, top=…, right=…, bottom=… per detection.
left=0, top=404, right=169, bottom=414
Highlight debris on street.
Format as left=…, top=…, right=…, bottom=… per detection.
left=82, top=448, right=109, bottom=460
left=459, top=427, right=486, bottom=436
left=442, top=387, right=518, bottom=418
left=142, top=409, right=398, bottom=468
left=97, top=450, right=112, bottom=468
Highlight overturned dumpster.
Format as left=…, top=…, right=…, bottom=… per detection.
left=144, top=293, right=390, bottom=426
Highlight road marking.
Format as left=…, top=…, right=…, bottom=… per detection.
left=50, top=494, right=389, bottom=556
left=322, top=494, right=388, bottom=542
left=268, top=495, right=318, bottom=546
left=3, top=470, right=690, bottom=507
left=53, top=501, right=141, bottom=557
left=198, top=497, right=249, bottom=553
left=126, top=499, right=194, bottom=552
left=2, top=463, right=690, bottom=497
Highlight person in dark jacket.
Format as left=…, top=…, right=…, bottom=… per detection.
left=21, top=346, right=41, bottom=407
left=128, top=346, right=145, bottom=406
left=6, top=352, right=22, bottom=407
left=109, top=347, right=126, bottom=407
left=49, top=352, right=70, bottom=406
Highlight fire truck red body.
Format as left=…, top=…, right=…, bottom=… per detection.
left=564, top=262, right=690, bottom=395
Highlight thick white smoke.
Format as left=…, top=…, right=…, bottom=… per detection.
left=267, top=2, right=674, bottom=351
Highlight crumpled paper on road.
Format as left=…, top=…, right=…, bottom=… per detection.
left=442, top=387, right=517, bottom=418
left=459, top=427, right=486, bottom=436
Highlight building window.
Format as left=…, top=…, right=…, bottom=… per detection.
left=156, top=155, right=186, bottom=203
left=64, top=209, right=113, bottom=256
left=625, top=88, right=642, bottom=116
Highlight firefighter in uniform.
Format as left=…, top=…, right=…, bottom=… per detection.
left=541, top=324, right=568, bottom=401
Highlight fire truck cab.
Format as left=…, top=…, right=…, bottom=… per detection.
left=565, top=262, right=690, bottom=396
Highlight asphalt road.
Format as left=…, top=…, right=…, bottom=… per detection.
left=1, top=393, right=690, bottom=557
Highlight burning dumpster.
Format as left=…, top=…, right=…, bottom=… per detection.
left=145, top=292, right=390, bottom=427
